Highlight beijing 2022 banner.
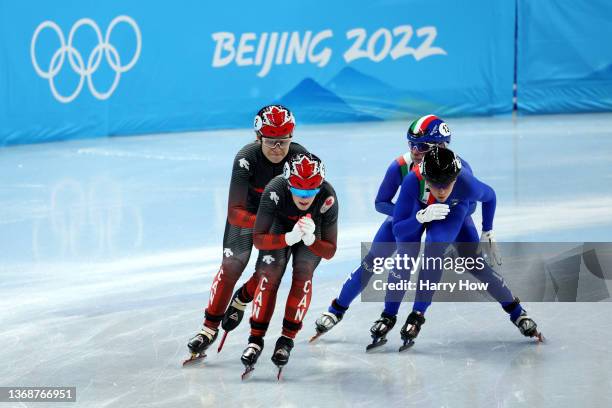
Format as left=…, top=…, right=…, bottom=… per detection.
left=0, top=0, right=515, bottom=146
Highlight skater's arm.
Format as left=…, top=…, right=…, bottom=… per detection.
left=459, top=157, right=473, bottom=176
left=465, top=174, right=496, bottom=231
left=392, top=175, right=424, bottom=240
left=308, top=195, right=339, bottom=260
left=227, top=145, right=257, bottom=228
left=253, top=181, right=288, bottom=250
left=375, top=160, right=403, bottom=216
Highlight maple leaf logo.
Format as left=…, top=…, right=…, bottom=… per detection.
left=320, top=195, right=335, bottom=214
left=265, top=106, right=286, bottom=126
left=296, top=156, right=316, bottom=179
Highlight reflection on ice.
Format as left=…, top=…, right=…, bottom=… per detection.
left=1, top=113, right=612, bottom=407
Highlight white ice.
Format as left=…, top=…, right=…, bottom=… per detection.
left=1, top=113, right=612, bottom=407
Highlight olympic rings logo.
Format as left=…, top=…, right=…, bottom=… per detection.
left=31, top=16, right=141, bottom=103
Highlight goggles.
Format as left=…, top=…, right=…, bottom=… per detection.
left=289, top=186, right=320, bottom=198
left=262, top=137, right=292, bottom=149
left=427, top=180, right=455, bottom=189
left=410, top=141, right=447, bottom=153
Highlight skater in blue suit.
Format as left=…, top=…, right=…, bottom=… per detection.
left=392, top=146, right=542, bottom=351
left=312, top=115, right=473, bottom=344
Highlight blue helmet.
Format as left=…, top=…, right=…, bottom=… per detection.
left=407, top=115, right=452, bottom=144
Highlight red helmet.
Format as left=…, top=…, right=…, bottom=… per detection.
left=254, top=104, right=295, bottom=138
left=283, top=153, right=325, bottom=190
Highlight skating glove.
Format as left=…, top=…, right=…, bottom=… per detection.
left=478, top=230, right=502, bottom=266
left=298, top=216, right=315, bottom=234
left=302, top=233, right=316, bottom=246
left=299, top=216, right=316, bottom=246
left=285, top=222, right=304, bottom=246
left=416, top=203, right=449, bottom=224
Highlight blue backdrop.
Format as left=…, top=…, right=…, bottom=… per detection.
left=516, top=0, right=612, bottom=114
left=4, top=1, right=612, bottom=145
left=0, top=0, right=515, bottom=146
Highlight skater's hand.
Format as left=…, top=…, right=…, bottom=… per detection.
left=302, top=232, right=315, bottom=246
left=298, top=216, right=316, bottom=235
left=285, top=221, right=304, bottom=246
left=478, top=230, right=502, bottom=266
left=416, top=203, right=449, bottom=223
left=298, top=216, right=316, bottom=246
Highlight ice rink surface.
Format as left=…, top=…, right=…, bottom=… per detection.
left=1, top=113, right=612, bottom=407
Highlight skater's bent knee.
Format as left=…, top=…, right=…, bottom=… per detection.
left=220, top=258, right=248, bottom=280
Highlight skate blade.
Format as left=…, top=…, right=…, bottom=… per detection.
left=309, top=331, right=324, bottom=343
left=399, top=340, right=415, bottom=352
left=241, top=366, right=255, bottom=380
left=534, top=331, right=545, bottom=343
left=365, top=338, right=387, bottom=352
left=182, top=352, right=206, bottom=366
left=217, top=331, right=229, bottom=353
left=276, top=366, right=284, bottom=381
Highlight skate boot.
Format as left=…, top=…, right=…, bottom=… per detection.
left=366, top=313, right=397, bottom=351
left=310, top=311, right=343, bottom=342
left=217, top=286, right=251, bottom=353
left=271, top=336, right=294, bottom=380
left=399, top=311, right=425, bottom=352
left=223, top=287, right=250, bottom=331
left=183, top=326, right=218, bottom=365
left=504, top=297, right=544, bottom=342
left=240, top=336, right=264, bottom=380
left=514, top=310, right=544, bottom=342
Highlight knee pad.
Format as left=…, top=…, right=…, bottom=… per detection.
left=220, top=258, right=248, bottom=281
left=292, top=263, right=314, bottom=281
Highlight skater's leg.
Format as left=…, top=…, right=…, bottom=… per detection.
left=411, top=246, right=445, bottom=314
left=272, top=245, right=320, bottom=367
left=204, top=221, right=253, bottom=330
left=456, top=216, right=523, bottom=320
left=241, top=269, right=260, bottom=301
left=249, top=247, right=290, bottom=338
left=397, top=216, right=465, bottom=348
left=412, top=203, right=468, bottom=314
left=241, top=219, right=291, bottom=374
left=188, top=221, right=253, bottom=355
left=382, top=229, right=423, bottom=316
left=283, top=244, right=321, bottom=339
left=367, top=229, right=423, bottom=349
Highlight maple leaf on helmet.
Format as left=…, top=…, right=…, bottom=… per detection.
left=283, top=153, right=325, bottom=190
left=253, top=104, right=296, bottom=138
left=266, top=107, right=286, bottom=126
left=295, top=156, right=316, bottom=178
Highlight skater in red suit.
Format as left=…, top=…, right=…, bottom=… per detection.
left=239, top=153, right=338, bottom=379
left=185, top=105, right=309, bottom=362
